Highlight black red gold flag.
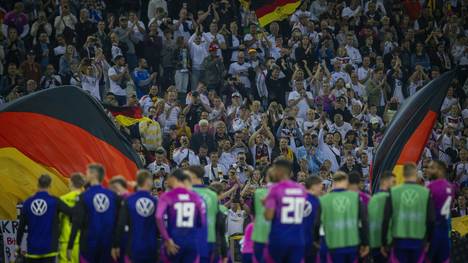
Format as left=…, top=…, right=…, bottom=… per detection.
left=0, top=86, right=142, bottom=219
left=371, top=69, right=458, bottom=193
left=104, top=104, right=150, bottom=127
left=252, top=0, right=302, bottom=27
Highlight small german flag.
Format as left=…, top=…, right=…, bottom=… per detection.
left=0, top=86, right=142, bottom=219
left=371, top=69, right=458, bottom=192
left=104, top=104, right=151, bottom=127
left=252, top=0, right=302, bottom=27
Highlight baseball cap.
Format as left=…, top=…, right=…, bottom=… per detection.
left=192, top=90, right=200, bottom=97
left=232, top=92, right=241, bottom=98
left=248, top=48, right=257, bottom=54
left=27, top=50, right=35, bottom=56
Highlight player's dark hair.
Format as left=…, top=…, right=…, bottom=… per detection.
left=403, top=162, right=417, bottom=178
left=170, top=169, right=189, bottom=182
left=70, top=173, right=85, bottom=188
left=273, top=159, right=292, bottom=175
left=305, top=176, right=322, bottom=189
left=432, top=160, right=447, bottom=174
left=187, top=166, right=205, bottom=179
left=109, top=175, right=127, bottom=189
left=136, top=169, right=152, bottom=187
left=38, top=174, right=52, bottom=189
left=348, top=171, right=362, bottom=185
left=380, top=171, right=394, bottom=183
left=88, top=163, right=105, bottom=182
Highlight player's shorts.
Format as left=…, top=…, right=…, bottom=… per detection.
left=391, top=246, right=425, bottom=263
left=371, top=248, right=387, bottom=263
left=253, top=242, right=266, bottom=263
left=165, top=245, right=199, bottom=263
left=319, top=237, right=328, bottom=263
left=328, top=247, right=358, bottom=263
left=428, top=226, right=450, bottom=263
left=265, top=243, right=304, bottom=263
left=242, top=253, right=253, bottom=263
left=25, top=257, right=56, bottom=263
left=304, top=242, right=318, bottom=263
left=125, top=256, right=158, bottom=263
left=79, top=246, right=112, bottom=263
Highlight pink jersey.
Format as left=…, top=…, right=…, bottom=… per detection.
left=242, top=223, right=254, bottom=254
left=427, top=179, right=455, bottom=226
left=264, top=180, right=307, bottom=246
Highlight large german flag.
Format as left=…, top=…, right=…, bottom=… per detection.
left=371, top=70, right=458, bottom=193
left=252, top=0, right=302, bottom=27
left=0, top=86, right=142, bottom=219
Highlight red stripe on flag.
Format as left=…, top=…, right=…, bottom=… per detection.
left=0, top=112, right=139, bottom=183
left=396, top=111, right=437, bottom=164
left=255, top=0, right=299, bottom=18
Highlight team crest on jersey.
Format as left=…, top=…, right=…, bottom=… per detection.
left=332, top=196, right=350, bottom=213
left=31, top=199, right=47, bottom=216
left=93, top=193, right=110, bottom=212
left=401, top=190, right=419, bottom=206
left=303, top=200, right=312, bottom=217
left=136, top=197, right=154, bottom=217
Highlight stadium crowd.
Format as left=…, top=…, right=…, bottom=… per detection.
left=1, top=0, right=468, bottom=262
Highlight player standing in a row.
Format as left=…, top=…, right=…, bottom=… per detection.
left=251, top=168, right=272, bottom=263
left=381, top=163, right=436, bottom=263
left=112, top=170, right=159, bottom=262
left=368, top=171, right=395, bottom=262
left=58, top=173, right=86, bottom=263
left=264, top=159, right=307, bottom=263
left=427, top=160, right=454, bottom=263
left=156, top=169, right=206, bottom=263
left=16, top=174, right=73, bottom=262
left=303, top=176, right=322, bottom=263
left=185, top=166, right=223, bottom=263
left=316, top=171, right=369, bottom=262
left=67, top=163, right=120, bottom=262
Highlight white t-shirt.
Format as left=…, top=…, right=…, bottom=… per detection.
left=230, top=35, right=240, bottom=62
left=202, top=32, right=225, bottom=56
left=173, top=19, right=193, bottom=41
left=228, top=62, right=252, bottom=89
left=244, top=33, right=261, bottom=49
left=108, top=66, right=126, bottom=96
left=80, top=75, right=101, bottom=100
left=204, top=164, right=228, bottom=181
left=345, top=45, right=362, bottom=65
left=147, top=161, right=171, bottom=174
left=172, top=147, right=200, bottom=165
left=227, top=209, right=246, bottom=236
left=288, top=91, right=314, bottom=119
left=330, top=122, right=352, bottom=140
left=357, top=67, right=372, bottom=82
left=160, top=102, right=180, bottom=131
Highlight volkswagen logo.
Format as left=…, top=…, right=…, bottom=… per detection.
left=401, top=190, right=419, bottom=207
left=135, top=197, right=154, bottom=217
left=303, top=200, right=312, bottom=217
left=31, top=199, right=47, bottom=216
left=332, top=196, right=350, bottom=213
left=93, top=193, right=110, bottom=213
